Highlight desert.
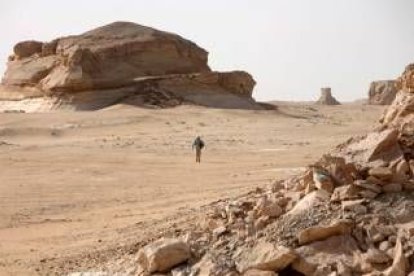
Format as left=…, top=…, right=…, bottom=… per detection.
left=0, top=102, right=384, bottom=275
left=1, top=2, right=414, bottom=276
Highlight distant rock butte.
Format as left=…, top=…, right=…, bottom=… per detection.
left=368, top=80, right=397, bottom=105
left=0, top=21, right=259, bottom=111
left=316, top=87, right=340, bottom=105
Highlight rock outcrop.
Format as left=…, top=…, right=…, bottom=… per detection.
left=368, top=80, right=398, bottom=105
left=316, top=87, right=341, bottom=105
left=0, top=22, right=260, bottom=111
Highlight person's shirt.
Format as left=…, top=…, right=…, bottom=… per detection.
left=192, top=138, right=204, bottom=149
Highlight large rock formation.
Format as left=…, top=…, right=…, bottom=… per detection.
left=0, top=22, right=260, bottom=111
left=316, top=87, right=341, bottom=105
left=368, top=80, right=398, bottom=105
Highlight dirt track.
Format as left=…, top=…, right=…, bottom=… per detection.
left=0, top=104, right=384, bottom=275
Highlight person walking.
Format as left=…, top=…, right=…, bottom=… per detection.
left=192, top=136, right=205, bottom=163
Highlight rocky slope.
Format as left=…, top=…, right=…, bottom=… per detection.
left=368, top=80, right=397, bottom=105
left=0, top=22, right=260, bottom=111
left=90, top=63, right=414, bottom=276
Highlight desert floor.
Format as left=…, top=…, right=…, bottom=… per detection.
left=0, top=103, right=384, bottom=275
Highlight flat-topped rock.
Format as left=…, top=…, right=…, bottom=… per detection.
left=0, top=21, right=261, bottom=111
left=3, top=21, right=210, bottom=92
left=316, top=87, right=340, bottom=105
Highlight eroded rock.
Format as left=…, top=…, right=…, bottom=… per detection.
left=137, top=238, right=190, bottom=273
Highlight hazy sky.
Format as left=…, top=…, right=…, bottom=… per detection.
left=1, top=0, right=413, bottom=101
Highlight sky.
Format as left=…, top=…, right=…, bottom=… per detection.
left=0, top=0, right=413, bottom=101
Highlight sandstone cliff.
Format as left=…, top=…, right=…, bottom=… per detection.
left=0, top=22, right=259, bottom=111
left=368, top=80, right=397, bottom=105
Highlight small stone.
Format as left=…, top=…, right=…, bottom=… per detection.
left=379, top=241, right=391, bottom=251
left=366, top=176, right=385, bottom=186
left=358, top=190, right=379, bottom=199
left=341, top=200, right=367, bottom=215
left=297, top=219, right=353, bottom=245
left=243, top=269, right=277, bottom=276
left=331, top=185, right=360, bottom=202
left=261, top=202, right=283, bottom=218
left=213, top=226, right=227, bottom=238
left=365, top=248, right=391, bottom=264
left=382, top=183, right=402, bottom=193
left=313, top=169, right=334, bottom=193
left=254, top=216, right=269, bottom=231
left=353, top=180, right=382, bottom=193
left=403, top=180, right=414, bottom=191
left=368, top=167, right=393, bottom=181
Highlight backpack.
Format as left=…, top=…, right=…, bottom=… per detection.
left=199, top=140, right=205, bottom=149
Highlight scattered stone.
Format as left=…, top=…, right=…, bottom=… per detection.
left=312, top=168, right=334, bottom=193
left=382, top=183, right=403, bottom=193
left=213, top=226, right=227, bottom=238
left=342, top=200, right=367, bottom=215
left=293, top=235, right=358, bottom=275
left=137, top=238, right=190, bottom=273
left=297, top=219, right=353, bottom=245
left=237, top=242, right=297, bottom=272
left=365, top=248, right=391, bottom=264
left=243, top=269, right=277, bottom=276
left=288, top=190, right=329, bottom=216
left=331, top=185, right=360, bottom=202
left=368, top=167, right=393, bottom=181
left=384, top=238, right=407, bottom=276
left=353, top=180, right=382, bottom=193
left=260, top=202, right=283, bottom=219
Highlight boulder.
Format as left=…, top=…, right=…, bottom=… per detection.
left=236, top=242, right=297, bottom=272
left=297, top=219, right=353, bottom=245
left=137, top=238, right=191, bottom=273
left=316, top=87, right=340, bottom=105
left=335, top=128, right=402, bottom=165
left=292, top=235, right=359, bottom=275
left=368, top=80, right=398, bottom=105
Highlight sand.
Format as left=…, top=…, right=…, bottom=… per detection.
left=0, top=103, right=384, bottom=275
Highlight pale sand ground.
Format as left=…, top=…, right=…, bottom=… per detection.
left=0, top=103, right=384, bottom=275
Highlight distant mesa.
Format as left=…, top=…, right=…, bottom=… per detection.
left=316, top=87, right=341, bottom=105
left=0, top=21, right=262, bottom=112
left=368, top=80, right=397, bottom=105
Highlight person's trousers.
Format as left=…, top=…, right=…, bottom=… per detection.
left=196, top=148, right=201, bottom=162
